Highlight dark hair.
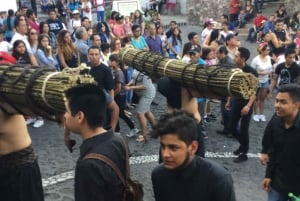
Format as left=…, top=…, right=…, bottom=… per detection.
left=151, top=110, right=198, bottom=145
left=14, top=16, right=24, bottom=28
left=188, top=32, right=197, bottom=40
left=201, top=48, right=212, bottom=60
left=37, top=34, right=51, bottom=57
left=7, top=9, right=14, bottom=31
left=208, top=29, right=219, bottom=45
left=48, top=9, right=56, bottom=15
left=131, top=24, right=141, bottom=32
left=90, top=33, right=99, bottom=41
left=218, top=45, right=228, bottom=55
left=100, top=43, right=110, bottom=52
left=109, top=54, right=124, bottom=70
left=238, top=47, right=250, bottom=61
left=81, top=16, right=89, bottom=22
left=287, top=42, right=297, bottom=50
left=110, top=11, right=119, bottom=20
left=275, top=18, right=284, bottom=24
left=278, top=83, right=300, bottom=102
left=26, top=9, right=34, bottom=18
left=171, top=28, right=182, bottom=46
left=284, top=48, right=296, bottom=57
left=65, top=84, right=107, bottom=129
left=12, top=40, right=31, bottom=63
left=98, top=22, right=110, bottom=36
left=39, top=21, right=49, bottom=34
left=182, top=42, right=193, bottom=56
left=88, top=45, right=101, bottom=53
left=221, top=14, right=229, bottom=21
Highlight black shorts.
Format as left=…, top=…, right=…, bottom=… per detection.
left=0, top=146, right=44, bottom=201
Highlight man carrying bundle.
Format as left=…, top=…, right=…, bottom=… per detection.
left=0, top=108, right=44, bottom=200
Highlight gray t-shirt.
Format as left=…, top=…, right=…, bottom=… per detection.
left=132, top=69, right=155, bottom=98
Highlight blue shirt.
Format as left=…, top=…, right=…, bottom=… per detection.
left=131, top=36, right=148, bottom=50
left=145, top=35, right=163, bottom=55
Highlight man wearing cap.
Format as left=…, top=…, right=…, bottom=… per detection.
left=46, top=9, right=65, bottom=36
left=225, top=34, right=240, bottom=60
left=246, top=10, right=267, bottom=43
left=69, top=10, right=81, bottom=34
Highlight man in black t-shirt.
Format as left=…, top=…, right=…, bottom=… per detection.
left=46, top=9, right=64, bottom=36
left=269, top=48, right=300, bottom=99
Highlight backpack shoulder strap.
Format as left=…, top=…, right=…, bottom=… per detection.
left=84, top=153, right=126, bottom=185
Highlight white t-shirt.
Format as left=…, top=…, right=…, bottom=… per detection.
left=95, top=0, right=104, bottom=11
left=10, top=32, right=33, bottom=55
left=0, top=41, right=12, bottom=52
left=251, top=55, right=272, bottom=83
left=82, top=1, right=92, bottom=20
left=201, top=28, right=212, bottom=42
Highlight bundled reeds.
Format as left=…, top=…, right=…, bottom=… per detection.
left=0, top=64, right=95, bottom=120
left=119, top=47, right=258, bottom=99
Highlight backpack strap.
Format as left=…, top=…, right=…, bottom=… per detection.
left=84, top=153, right=126, bottom=186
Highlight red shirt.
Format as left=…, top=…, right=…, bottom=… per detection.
left=0, top=52, right=16, bottom=64
left=253, top=15, right=268, bottom=28
left=229, top=0, right=241, bottom=14
left=28, top=20, right=40, bottom=33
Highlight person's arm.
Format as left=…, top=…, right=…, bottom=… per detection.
left=168, top=38, right=179, bottom=56
left=30, top=54, right=39, bottom=66
left=141, top=37, right=149, bottom=51
left=114, top=82, right=122, bottom=96
left=268, top=74, right=278, bottom=99
left=107, top=99, right=119, bottom=131
left=57, top=48, right=68, bottom=69
left=269, top=32, right=281, bottom=48
left=212, top=174, right=236, bottom=201
left=241, top=94, right=256, bottom=116
left=141, top=21, right=145, bottom=36
left=36, top=49, right=55, bottom=66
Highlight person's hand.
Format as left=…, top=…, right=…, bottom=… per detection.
left=123, top=85, right=131, bottom=91
left=225, top=102, right=231, bottom=110
left=262, top=178, right=272, bottom=192
left=267, top=91, right=273, bottom=100
left=241, top=105, right=250, bottom=116
left=260, top=153, right=269, bottom=166
left=64, top=129, right=76, bottom=153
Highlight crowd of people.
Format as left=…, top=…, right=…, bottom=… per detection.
left=0, top=0, right=300, bottom=201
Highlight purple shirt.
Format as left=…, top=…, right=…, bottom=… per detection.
left=145, top=35, right=163, bottom=55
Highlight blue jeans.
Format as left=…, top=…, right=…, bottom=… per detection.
left=97, top=11, right=105, bottom=22
left=268, top=189, right=286, bottom=201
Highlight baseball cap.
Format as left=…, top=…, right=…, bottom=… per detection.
left=205, top=18, right=217, bottom=25
left=225, top=33, right=236, bottom=42
left=72, top=10, right=80, bottom=15
left=189, top=47, right=201, bottom=54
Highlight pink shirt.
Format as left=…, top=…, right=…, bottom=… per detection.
left=113, top=24, right=126, bottom=38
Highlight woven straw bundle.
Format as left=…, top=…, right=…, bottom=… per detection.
left=0, top=64, right=95, bottom=120
left=119, top=47, right=258, bottom=99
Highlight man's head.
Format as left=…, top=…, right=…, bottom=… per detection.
left=81, top=17, right=90, bottom=28
left=90, top=34, right=101, bottom=47
left=14, top=17, right=28, bottom=35
left=75, top=27, right=88, bottom=40
left=64, top=84, right=107, bottom=134
left=274, top=18, right=284, bottom=31
left=234, top=47, right=250, bottom=67
left=187, top=32, right=199, bottom=45
left=149, top=23, right=156, bottom=36
left=152, top=110, right=199, bottom=170
left=169, top=21, right=177, bottom=30
left=88, top=46, right=101, bottom=66
left=26, top=9, right=35, bottom=20
left=220, top=14, right=229, bottom=23
left=225, top=33, right=238, bottom=47
left=48, top=9, right=57, bottom=20
left=72, top=10, right=80, bottom=19
left=216, top=45, right=228, bottom=61
left=189, top=47, right=201, bottom=64
left=275, top=84, right=300, bottom=119
left=284, top=48, right=296, bottom=66
left=20, top=6, right=28, bottom=16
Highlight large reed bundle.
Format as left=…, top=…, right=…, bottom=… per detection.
left=0, top=64, right=95, bottom=120
left=120, top=47, right=258, bottom=99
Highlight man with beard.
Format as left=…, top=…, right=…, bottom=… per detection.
left=151, top=110, right=236, bottom=201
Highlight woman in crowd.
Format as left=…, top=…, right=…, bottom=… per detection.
left=2, top=9, right=15, bottom=42
left=201, top=47, right=216, bottom=65
left=132, top=10, right=145, bottom=35
left=27, top=28, right=39, bottom=55
left=35, top=34, right=56, bottom=67
left=12, top=39, right=44, bottom=128
left=156, top=24, right=168, bottom=56
left=167, top=27, right=182, bottom=59
left=108, top=11, right=119, bottom=30
left=56, top=30, right=80, bottom=69
left=96, top=21, right=114, bottom=44
left=181, top=42, right=192, bottom=63
left=202, top=29, right=222, bottom=52
left=251, top=43, right=273, bottom=122
left=131, top=25, right=149, bottom=51
left=290, top=11, right=300, bottom=40
left=275, top=3, right=287, bottom=19
left=113, top=14, right=126, bottom=39
left=109, top=54, right=138, bottom=137
left=110, top=38, right=122, bottom=54
left=39, top=21, right=57, bottom=53
left=81, top=0, right=92, bottom=20
left=124, top=69, right=156, bottom=142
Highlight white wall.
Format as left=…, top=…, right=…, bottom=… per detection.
left=0, top=0, right=18, bottom=12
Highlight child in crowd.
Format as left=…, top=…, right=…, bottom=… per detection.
left=124, top=16, right=133, bottom=36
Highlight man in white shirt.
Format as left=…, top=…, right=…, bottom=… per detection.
left=93, top=0, right=105, bottom=22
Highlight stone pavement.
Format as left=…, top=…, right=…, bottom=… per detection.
left=29, top=2, right=286, bottom=201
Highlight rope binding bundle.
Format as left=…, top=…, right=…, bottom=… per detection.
left=119, top=47, right=259, bottom=99
left=0, top=63, right=95, bottom=121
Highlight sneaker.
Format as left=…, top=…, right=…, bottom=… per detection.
left=126, top=128, right=139, bottom=138
left=260, top=115, right=266, bottom=122
left=252, top=114, right=260, bottom=122
left=26, top=117, right=37, bottom=125
left=33, top=119, right=44, bottom=128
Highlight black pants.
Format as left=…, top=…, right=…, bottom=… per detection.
left=229, top=99, right=253, bottom=154
left=115, top=93, right=135, bottom=132
left=0, top=159, right=44, bottom=201
left=221, top=98, right=233, bottom=133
